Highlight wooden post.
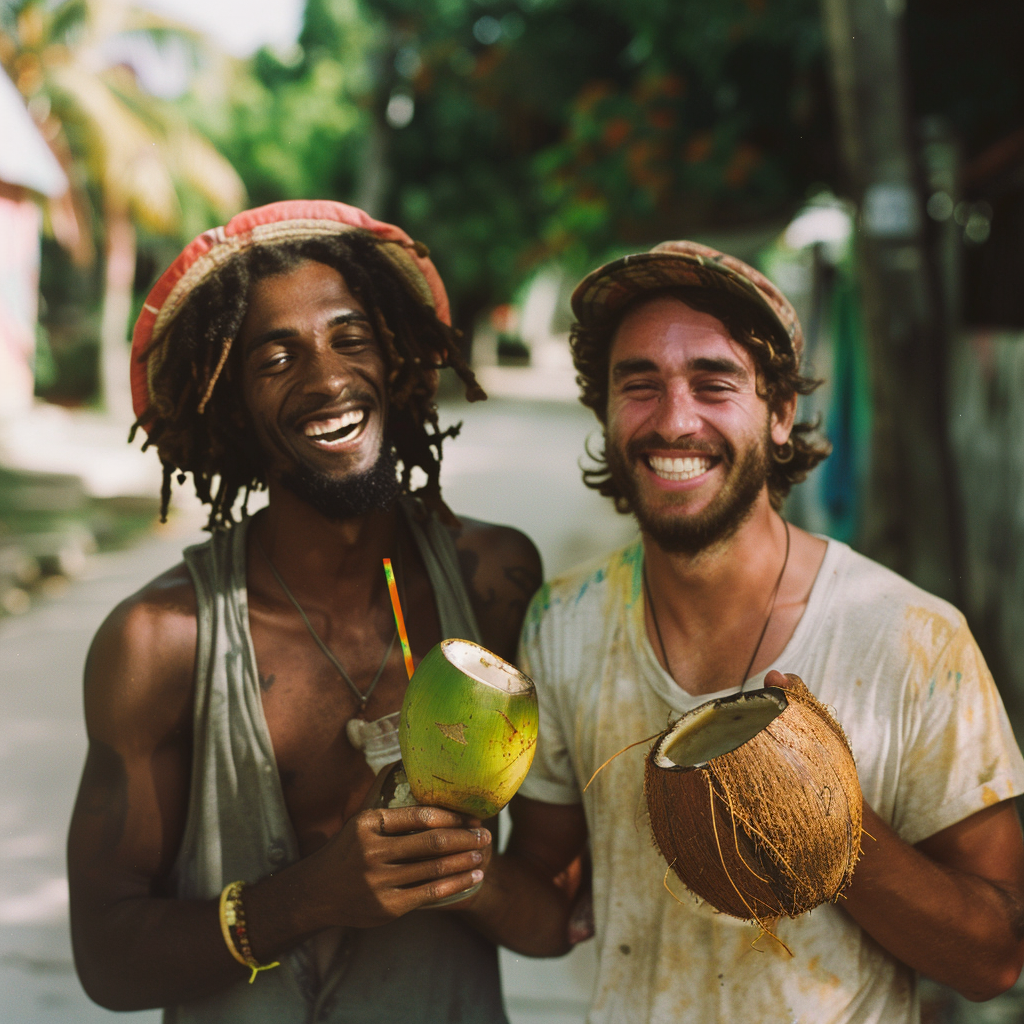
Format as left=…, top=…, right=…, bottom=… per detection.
left=820, top=0, right=965, bottom=603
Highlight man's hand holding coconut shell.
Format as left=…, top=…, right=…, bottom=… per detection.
left=474, top=242, right=1024, bottom=1023
left=760, top=670, right=1024, bottom=1001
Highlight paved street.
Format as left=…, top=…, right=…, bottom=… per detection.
left=0, top=395, right=630, bottom=1022
left=0, top=526, right=195, bottom=1023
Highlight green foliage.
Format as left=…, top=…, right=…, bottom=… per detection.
left=191, top=0, right=835, bottom=328
left=34, top=239, right=102, bottom=405
left=1, top=0, right=245, bottom=409
left=380, top=0, right=833, bottom=320
left=188, top=0, right=374, bottom=208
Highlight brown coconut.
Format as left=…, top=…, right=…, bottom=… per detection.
left=643, top=674, right=862, bottom=924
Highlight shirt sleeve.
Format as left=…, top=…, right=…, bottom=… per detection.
left=893, top=619, right=1024, bottom=845
left=515, top=592, right=583, bottom=806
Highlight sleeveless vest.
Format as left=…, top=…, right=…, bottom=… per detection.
left=166, top=502, right=508, bottom=1024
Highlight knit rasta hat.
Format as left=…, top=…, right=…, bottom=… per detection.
left=129, top=199, right=451, bottom=428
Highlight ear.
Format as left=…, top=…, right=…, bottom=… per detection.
left=769, top=391, right=798, bottom=446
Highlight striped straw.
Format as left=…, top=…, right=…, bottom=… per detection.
left=383, top=558, right=415, bottom=680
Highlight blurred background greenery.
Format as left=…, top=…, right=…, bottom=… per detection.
left=3, top=0, right=1020, bottom=399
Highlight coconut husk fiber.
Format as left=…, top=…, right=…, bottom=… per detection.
left=644, top=674, right=862, bottom=925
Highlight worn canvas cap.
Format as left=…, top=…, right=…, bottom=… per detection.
left=571, top=240, right=803, bottom=361
left=130, top=199, right=451, bottom=426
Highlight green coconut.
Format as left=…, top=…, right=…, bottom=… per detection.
left=399, top=638, right=539, bottom=818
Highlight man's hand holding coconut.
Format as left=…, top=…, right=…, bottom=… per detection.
left=468, top=243, right=1024, bottom=1022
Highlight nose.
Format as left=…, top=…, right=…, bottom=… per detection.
left=302, top=343, right=352, bottom=398
left=652, top=380, right=703, bottom=441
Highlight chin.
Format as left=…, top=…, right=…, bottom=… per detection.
left=281, top=444, right=401, bottom=521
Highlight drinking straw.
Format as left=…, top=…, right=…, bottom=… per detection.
left=383, top=558, right=415, bottom=680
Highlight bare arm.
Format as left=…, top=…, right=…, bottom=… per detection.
left=843, top=799, right=1024, bottom=1000
left=763, top=670, right=1024, bottom=1000
left=68, top=572, right=492, bottom=1011
left=461, top=795, right=589, bottom=957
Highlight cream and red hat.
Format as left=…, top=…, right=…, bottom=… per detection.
left=130, top=200, right=451, bottom=426
left=570, top=240, right=803, bottom=362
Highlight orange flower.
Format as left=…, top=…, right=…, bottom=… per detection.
left=684, top=133, right=714, bottom=164
left=575, top=80, right=615, bottom=114
left=647, top=108, right=675, bottom=132
left=603, top=117, right=632, bottom=149
left=724, top=143, right=761, bottom=187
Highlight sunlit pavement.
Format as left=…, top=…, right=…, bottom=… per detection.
left=0, top=396, right=630, bottom=1023
left=0, top=526, right=199, bottom=1023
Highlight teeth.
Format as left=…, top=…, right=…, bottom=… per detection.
left=304, top=409, right=365, bottom=437
left=648, top=455, right=712, bottom=481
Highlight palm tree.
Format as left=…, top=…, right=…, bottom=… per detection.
left=0, top=0, right=246, bottom=422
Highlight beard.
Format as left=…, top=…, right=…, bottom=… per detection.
left=607, top=428, right=770, bottom=556
left=280, top=442, right=401, bottom=521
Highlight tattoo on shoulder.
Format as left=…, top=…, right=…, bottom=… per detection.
left=458, top=545, right=541, bottom=652
left=505, top=564, right=541, bottom=599
left=259, top=672, right=276, bottom=692
left=78, top=740, right=129, bottom=852
left=459, top=548, right=497, bottom=615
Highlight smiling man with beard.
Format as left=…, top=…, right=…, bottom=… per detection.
left=66, top=201, right=540, bottom=1023
left=462, top=242, right=1024, bottom=1023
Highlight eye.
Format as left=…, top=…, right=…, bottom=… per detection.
left=695, top=379, right=737, bottom=396
left=332, top=335, right=374, bottom=353
left=258, top=348, right=292, bottom=372
left=620, top=378, right=659, bottom=396
left=331, top=319, right=376, bottom=350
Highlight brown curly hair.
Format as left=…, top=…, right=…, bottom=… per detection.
left=570, top=285, right=830, bottom=512
left=131, top=231, right=485, bottom=529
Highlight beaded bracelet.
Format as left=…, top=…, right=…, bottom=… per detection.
left=218, top=880, right=281, bottom=984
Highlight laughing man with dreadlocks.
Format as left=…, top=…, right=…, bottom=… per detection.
left=67, top=202, right=540, bottom=1023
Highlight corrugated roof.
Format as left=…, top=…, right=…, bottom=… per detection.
left=0, top=66, right=68, bottom=197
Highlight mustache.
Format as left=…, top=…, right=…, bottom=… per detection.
left=625, top=433, right=732, bottom=463
left=284, top=387, right=379, bottom=430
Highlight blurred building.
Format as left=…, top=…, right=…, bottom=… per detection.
left=0, top=65, right=67, bottom=419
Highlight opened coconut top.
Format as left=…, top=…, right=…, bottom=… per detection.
left=440, top=638, right=534, bottom=695
left=654, top=687, right=789, bottom=769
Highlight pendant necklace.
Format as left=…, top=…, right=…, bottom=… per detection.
left=255, top=531, right=400, bottom=715
left=643, top=521, right=791, bottom=693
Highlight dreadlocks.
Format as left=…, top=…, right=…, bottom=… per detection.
left=131, top=230, right=485, bottom=529
left=570, top=285, right=831, bottom=512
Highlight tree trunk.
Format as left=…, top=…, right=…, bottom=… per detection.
left=98, top=209, right=136, bottom=424
left=819, top=0, right=965, bottom=604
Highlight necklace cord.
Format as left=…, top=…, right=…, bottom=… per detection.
left=254, top=531, right=401, bottom=713
left=644, top=520, right=792, bottom=692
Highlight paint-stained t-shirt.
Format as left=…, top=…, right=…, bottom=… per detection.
left=517, top=537, right=1024, bottom=1024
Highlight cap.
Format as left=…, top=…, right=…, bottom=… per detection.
left=570, top=240, right=803, bottom=361
left=130, top=200, right=450, bottom=426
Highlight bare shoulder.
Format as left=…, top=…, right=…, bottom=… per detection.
left=84, top=562, right=198, bottom=747
left=449, top=516, right=542, bottom=662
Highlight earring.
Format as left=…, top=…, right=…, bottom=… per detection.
left=773, top=439, right=795, bottom=464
